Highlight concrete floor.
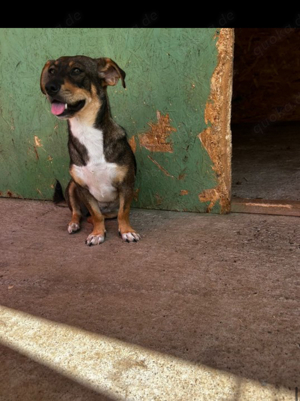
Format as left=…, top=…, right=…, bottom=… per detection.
left=232, top=122, right=300, bottom=200
left=0, top=198, right=299, bottom=400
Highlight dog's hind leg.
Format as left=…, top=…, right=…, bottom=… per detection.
left=65, top=180, right=82, bottom=234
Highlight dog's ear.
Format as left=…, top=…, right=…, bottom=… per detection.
left=40, top=60, right=53, bottom=94
left=97, top=58, right=126, bottom=89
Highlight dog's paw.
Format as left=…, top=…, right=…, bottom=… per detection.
left=85, top=233, right=105, bottom=246
left=68, top=222, right=80, bottom=234
left=119, top=231, right=141, bottom=243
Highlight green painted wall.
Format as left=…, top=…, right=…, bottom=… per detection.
left=0, top=28, right=220, bottom=212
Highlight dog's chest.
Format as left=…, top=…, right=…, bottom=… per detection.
left=70, top=120, right=118, bottom=202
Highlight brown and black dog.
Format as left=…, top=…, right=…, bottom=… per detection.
left=40, top=56, right=140, bottom=245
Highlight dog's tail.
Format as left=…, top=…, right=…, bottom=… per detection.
left=53, top=179, right=68, bottom=207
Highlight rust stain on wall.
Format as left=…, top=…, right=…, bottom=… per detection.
left=155, top=193, right=163, bottom=205
left=139, top=111, right=176, bottom=153
left=198, top=28, right=234, bottom=213
left=33, top=146, right=39, bottom=160
left=147, top=155, right=174, bottom=178
left=133, top=188, right=140, bottom=201
left=5, top=190, right=22, bottom=199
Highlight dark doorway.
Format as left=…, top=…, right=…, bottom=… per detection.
left=231, top=28, right=300, bottom=215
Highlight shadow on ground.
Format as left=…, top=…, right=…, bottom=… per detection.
left=1, top=344, right=114, bottom=401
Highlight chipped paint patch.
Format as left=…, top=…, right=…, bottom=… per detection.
left=34, top=136, right=43, bottom=147
left=198, top=28, right=234, bottom=213
left=147, top=155, right=174, bottom=178
left=199, top=188, right=220, bottom=212
left=180, top=190, right=189, bottom=196
left=139, top=111, right=176, bottom=153
left=128, top=136, right=137, bottom=153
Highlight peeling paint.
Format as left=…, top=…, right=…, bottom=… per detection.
left=147, top=155, right=174, bottom=178
left=198, top=188, right=220, bottom=213
left=128, top=136, right=137, bottom=153
left=198, top=28, right=234, bottom=213
left=139, top=111, right=176, bottom=153
left=34, top=136, right=43, bottom=147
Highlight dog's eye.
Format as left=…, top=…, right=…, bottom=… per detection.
left=48, top=67, right=55, bottom=75
left=71, top=68, right=82, bottom=75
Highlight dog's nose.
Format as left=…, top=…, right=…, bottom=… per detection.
left=45, top=81, right=61, bottom=96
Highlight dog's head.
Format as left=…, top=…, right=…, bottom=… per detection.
left=40, top=56, right=126, bottom=120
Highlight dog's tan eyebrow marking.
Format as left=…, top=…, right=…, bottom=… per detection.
left=69, top=61, right=75, bottom=67
left=54, top=61, right=59, bottom=65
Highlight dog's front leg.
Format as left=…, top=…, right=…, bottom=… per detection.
left=77, top=187, right=106, bottom=246
left=86, top=210, right=106, bottom=246
left=65, top=180, right=82, bottom=234
left=118, top=188, right=140, bottom=242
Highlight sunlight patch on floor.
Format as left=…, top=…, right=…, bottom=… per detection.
left=0, top=305, right=293, bottom=401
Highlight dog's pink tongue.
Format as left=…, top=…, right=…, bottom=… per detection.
left=51, top=102, right=65, bottom=115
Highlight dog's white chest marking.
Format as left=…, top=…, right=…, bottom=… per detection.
left=70, top=119, right=118, bottom=203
